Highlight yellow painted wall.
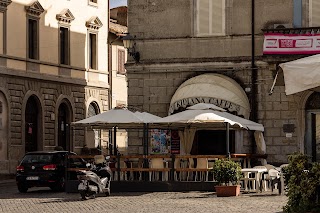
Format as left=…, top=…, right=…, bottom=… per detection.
left=7, top=2, right=26, bottom=58
left=7, top=59, right=25, bottom=71
left=40, top=64, right=58, bottom=75
left=71, top=69, right=85, bottom=79
left=0, top=13, right=3, bottom=55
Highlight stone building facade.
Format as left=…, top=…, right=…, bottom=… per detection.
left=0, top=0, right=109, bottom=174
left=126, top=0, right=320, bottom=164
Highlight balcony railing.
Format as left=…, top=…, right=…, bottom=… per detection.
left=262, top=26, right=320, bottom=34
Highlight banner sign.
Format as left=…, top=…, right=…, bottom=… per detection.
left=263, top=33, right=320, bottom=54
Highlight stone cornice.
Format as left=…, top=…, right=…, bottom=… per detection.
left=56, top=9, right=75, bottom=24
left=0, top=0, right=12, bottom=11
left=86, top=16, right=103, bottom=30
left=25, top=1, right=44, bottom=17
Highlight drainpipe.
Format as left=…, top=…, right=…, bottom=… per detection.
left=108, top=0, right=113, bottom=155
left=251, top=0, right=257, bottom=154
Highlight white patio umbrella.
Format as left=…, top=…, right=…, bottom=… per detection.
left=72, top=107, right=161, bottom=129
left=153, top=103, right=265, bottom=155
left=154, top=103, right=264, bottom=131
left=72, top=107, right=161, bottom=156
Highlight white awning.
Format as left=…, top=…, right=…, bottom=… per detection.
left=279, top=54, right=320, bottom=95
left=169, top=73, right=251, bottom=118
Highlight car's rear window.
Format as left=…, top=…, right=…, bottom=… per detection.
left=21, top=154, right=54, bottom=164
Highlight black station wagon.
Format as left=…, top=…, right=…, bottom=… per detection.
left=16, top=151, right=86, bottom=193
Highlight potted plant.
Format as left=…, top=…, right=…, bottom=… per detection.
left=211, top=158, right=242, bottom=197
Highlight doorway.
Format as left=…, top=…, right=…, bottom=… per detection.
left=305, top=92, right=320, bottom=162
left=58, top=103, right=70, bottom=151
left=25, top=96, right=39, bottom=153
left=191, top=130, right=235, bottom=155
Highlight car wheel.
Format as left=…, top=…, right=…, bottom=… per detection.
left=105, top=190, right=110, bottom=197
left=17, top=184, right=28, bottom=193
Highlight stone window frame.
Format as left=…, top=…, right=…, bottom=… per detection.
left=194, top=0, right=226, bottom=37
left=86, top=16, right=103, bottom=71
left=0, top=0, right=12, bottom=54
left=88, top=0, right=98, bottom=7
left=56, top=9, right=75, bottom=66
left=25, top=1, right=44, bottom=60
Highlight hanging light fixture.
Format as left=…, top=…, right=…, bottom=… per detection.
left=122, top=33, right=140, bottom=63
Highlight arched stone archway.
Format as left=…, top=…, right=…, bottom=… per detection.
left=25, top=95, right=42, bottom=152
left=0, top=91, right=8, bottom=160
left=57, top=101, right=72, bottom=151
left=86, top=102, right=101, bottom=149
left=169, top=73, right=250, bottom=155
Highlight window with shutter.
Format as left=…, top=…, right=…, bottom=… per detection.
left=310, top=0, right=320, bottom=27
left=118, top=49, right=126, bottom=75
left=196, top=0, right=225, bottom=36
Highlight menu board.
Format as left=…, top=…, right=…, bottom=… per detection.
left=170, top=130, right=180, bottom=154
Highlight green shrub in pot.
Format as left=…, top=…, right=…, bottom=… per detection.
left=212, top=158, right=242, bottom=186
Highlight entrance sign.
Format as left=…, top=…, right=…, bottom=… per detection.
left=263, top=33, right=320, bottom=54
left=169, top=97, right=241, bottom=115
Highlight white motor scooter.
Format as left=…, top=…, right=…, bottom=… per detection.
left=77, top=155, right=112, bottom=200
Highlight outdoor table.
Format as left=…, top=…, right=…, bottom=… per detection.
left=241, top=167, right=267, bottom=192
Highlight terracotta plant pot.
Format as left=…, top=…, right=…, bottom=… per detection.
left=215, top=185, right=241, bottom=197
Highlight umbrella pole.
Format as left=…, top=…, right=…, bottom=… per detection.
left=114, top=127, right=117, bottom=155
left=143, top=124, right=149, bottom=181
left=226, top=122, right=230, bottom=158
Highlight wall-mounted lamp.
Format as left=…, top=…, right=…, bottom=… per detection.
left=122, top=33, right=140, bottom=63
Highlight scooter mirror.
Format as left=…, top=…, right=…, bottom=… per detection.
left=86, top=163, right=91, bottom=168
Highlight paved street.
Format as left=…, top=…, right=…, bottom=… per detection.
left=0, top=180, right=287, bottom=213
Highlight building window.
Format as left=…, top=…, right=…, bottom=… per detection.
left=89, top=33, right=97, bottom=70
left=118, top=49, right=126, bottom=74
left=195, top=0, right=225, bottom=36
left=90, top=0, right=97, bottom=3
left=60, top=27, right=69, bottom=65
left=28, top=18, right=38, bottom=60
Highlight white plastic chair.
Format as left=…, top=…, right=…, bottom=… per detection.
left=149, top=158, right=164, bottom=181
left=187, top=158, right=194, bottom=181
left=195, top=158, right=212, bottom=181
left=114, top=159, right=128, bottom=181
left=174, top=158, right=181, bottom=181
left=268, top=168, right=280, bottom=192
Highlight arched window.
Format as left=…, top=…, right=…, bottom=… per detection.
left=88, top=102, right=100, bottom=148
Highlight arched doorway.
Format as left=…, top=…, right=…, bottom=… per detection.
left=87, top=102, right=101, bottom=149
left=58, top=102, right=71, bottom=151
left=0, top=92, right=8, bottom=160
left=25, top=95, right=40, bottom=153
left=169, top=73, right=250, bottom=155
left=305, top=92, right=320, bottom=162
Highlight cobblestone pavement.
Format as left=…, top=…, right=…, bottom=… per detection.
left=0, top=181, right=287, bottom=213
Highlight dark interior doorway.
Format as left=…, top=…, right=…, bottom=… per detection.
left=58, top=103, right=70, bottom=151
left=25, top=96, right=39, bottom=153
left=191, top=130, right=235, bottom=155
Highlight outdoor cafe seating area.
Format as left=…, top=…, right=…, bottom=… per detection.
left=99, top=153, right=287, bottom=194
